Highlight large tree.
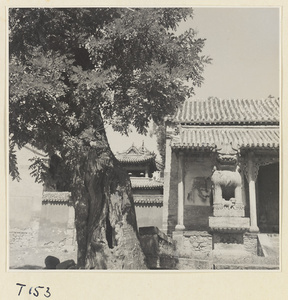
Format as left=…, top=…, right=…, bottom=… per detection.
left=9, top=8, right=210, bottom=269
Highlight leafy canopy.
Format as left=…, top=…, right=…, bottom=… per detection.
left=9, top=8, right=210, bottom=182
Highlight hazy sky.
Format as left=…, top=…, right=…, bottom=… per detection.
left=107, top=7, right=280, bottom=154
left=190, top=7, right=280, bottom=99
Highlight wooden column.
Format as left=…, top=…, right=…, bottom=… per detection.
left=175, top=152, right=185, bottom=231
left=162, top=135, right=172, bottom=233
left=247, top=152, right=259, bottom=233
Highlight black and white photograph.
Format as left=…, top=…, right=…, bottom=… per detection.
left=8, top=6, right=280, bottom=273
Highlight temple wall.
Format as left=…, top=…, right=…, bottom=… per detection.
left=184, top=157, right=214, bottom=230
left=38, top=204, right=76, bottom=247
left=184, top=157, right=213, bottom=205
left=257, top=163, right=279, bottom=232
left=9, top=148, right=78, bottom=268
left=135, top=206, right=163, bottom=229
left=166, top=152, right=252, bottom=234
left=9, top=148, right=75, bottom=268
left=184, top=207, right=212, bottom=230
left=133, top=189, right=162, bottom=195
left=166, top=153, right=214, bottom=233
left=9, top=147, right=43, bottom=231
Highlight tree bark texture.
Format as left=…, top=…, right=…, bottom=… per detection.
left=71, top=127, right=147, bottom=269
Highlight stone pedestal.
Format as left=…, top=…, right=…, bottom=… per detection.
left=209, top=143, right=251, bottom=253
left=175, top=224, right=186, bottom=231
left=213, top=203, right=245, bottom=217
left=209, top=216, right=250, bottom=253
left=209, top=216, right=250, bottom=232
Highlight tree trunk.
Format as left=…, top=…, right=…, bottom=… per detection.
left=71, top=121, right=147, bottom=269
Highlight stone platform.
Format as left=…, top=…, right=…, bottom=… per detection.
left=170, top=230, right=279, bottom=270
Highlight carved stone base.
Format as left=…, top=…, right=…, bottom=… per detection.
left=213, top=203, right=245, bottom=217
left=209, top=216, right=250, bottom=233
left=175, top=224, right=186, bottom=231
left=213, top=232, right=243, bottom=244
left=249, top=225, right=260, bottom=233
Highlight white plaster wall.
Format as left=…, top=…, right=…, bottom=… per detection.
left=184, top=157, right=213, bottom=206
left=9, top=147, right=44, bottom=229
left=184, top=155, right=247, bottom=207
left=135, top=206, right=163, bottom=229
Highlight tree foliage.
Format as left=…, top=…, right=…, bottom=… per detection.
left=9, top=8, right=210, bottom=268
left=10, top=8, right=210, bottom=170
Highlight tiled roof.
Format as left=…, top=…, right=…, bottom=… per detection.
left=117, top=155, right=155, bottom=164
left=42, top=185, right=163, bottom=209
left=42, top=191, right=72, bottom=205
left=172, top=127, right=279, bottom=149
left=173, top=97, right=279, bottom=125
left=133, top=195, right=163, bottom=207
left=130, top=177, right=164, bottom=189
left=116, top=144, right=156, bottom=164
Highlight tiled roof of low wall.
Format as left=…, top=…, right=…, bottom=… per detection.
left=42, top=191, right=71, bottom=205
left=130, top=177, right=164, bottom=189
left=133, top=195, right=163, bottom=207
left=42, top=181, right=163, bottom=206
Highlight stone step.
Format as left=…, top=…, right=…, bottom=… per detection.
left=211, top=248, right=252, bottom=266
left=213, top=263, right=279, bottom=270
left=213, top=243, right=247, bottom=253
left=258, top=234, right=279, bottom=257
left=212, top=248, right=249, bottom=256
left=177, top=257, right=212, bottom=270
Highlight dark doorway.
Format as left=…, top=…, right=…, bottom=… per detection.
left=257, top=163, right=279, bottom=233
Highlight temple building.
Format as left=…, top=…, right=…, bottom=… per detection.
left=9, top=97, right=280, bottom=269
left=162, top=97, right=279, bottom=267
left=115, top=143, right=164, bottom=229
